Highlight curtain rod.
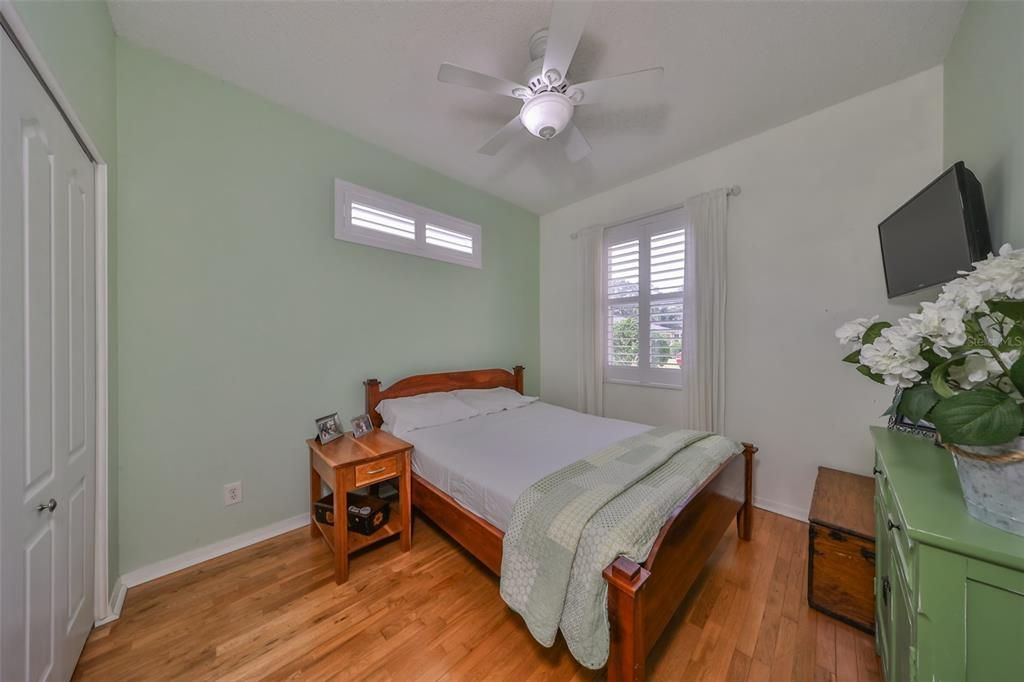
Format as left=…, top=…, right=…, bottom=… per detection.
left=569, top=185, right=741, bottom=240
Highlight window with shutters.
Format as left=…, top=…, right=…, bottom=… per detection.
left=335, top=180, right=482, bottom=268
left=604, top=207, right=687, bottom=387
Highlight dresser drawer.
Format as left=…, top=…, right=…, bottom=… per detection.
left=875, top=459, right=916, bottom=592
left=354, top=456, right=399, bottom=487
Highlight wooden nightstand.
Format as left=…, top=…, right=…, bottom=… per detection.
left=307, top=430, right=413, bottom=584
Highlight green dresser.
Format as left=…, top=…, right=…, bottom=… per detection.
left=872, top=427, right=1024, bottom=682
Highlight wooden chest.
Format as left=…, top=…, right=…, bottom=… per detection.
left=807, top=466, right=876, bottom=633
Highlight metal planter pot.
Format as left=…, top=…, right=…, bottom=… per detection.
left=948, top=438, right=1024, bottom=537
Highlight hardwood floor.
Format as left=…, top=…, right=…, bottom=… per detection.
left=73, top=509, right=879, bottom=681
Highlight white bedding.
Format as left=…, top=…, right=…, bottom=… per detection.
left=402, top=401, right=651, bottom=531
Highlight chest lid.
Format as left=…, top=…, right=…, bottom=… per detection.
left=809, top=466, right=875, bottom=541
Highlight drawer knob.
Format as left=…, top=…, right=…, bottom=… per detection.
left=887, top=519, right=901, bottom=532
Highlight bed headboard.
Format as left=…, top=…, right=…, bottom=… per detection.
left=364, top=366, right=524, bottom=428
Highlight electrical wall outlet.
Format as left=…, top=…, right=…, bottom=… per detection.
left=223, top=482, right=242, bottom=506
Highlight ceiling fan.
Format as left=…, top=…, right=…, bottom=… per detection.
left=437, top=1, right=664, bottom=162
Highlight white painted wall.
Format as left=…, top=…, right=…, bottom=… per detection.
left=540, top=67, right=944, bottom=520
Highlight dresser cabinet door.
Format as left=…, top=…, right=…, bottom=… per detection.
left=966, top=579, right=1024, bottom=681
left=889, top=560, right=915, bottom=682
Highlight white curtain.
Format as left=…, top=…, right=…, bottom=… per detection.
left=576, top=225, right=605, bottom=416
left=682, top=189, right=729, bottom=432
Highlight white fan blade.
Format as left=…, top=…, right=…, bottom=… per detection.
left=542, top=1, right=592, bottom=86
left=438, top=63, right=530, bottom=99
left=478, top=117, right=526, bottom=155
left=562, top=122, right=591, bottom=162
left=567, top=67, right=664, bottom=105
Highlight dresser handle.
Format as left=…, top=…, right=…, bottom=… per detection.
left=882, top=576, right=890, bottom=607
left=364, top=466, right=387, bottom=475
left=887, top=519, right=901, bottom=532
left=872, top=467, right=883, bottom=476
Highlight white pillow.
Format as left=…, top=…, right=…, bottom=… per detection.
left=377, top=391, right=480, bottom=437
left=452, top=387, right=538, bottom=415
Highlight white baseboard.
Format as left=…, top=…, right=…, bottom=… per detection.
left=99, top=500, right=797, bottom=624
left=119, top=513, right=310, bottom=592
left=95, top=578, right=126, bottom=626
left=753, top=496, right=808, bottom=523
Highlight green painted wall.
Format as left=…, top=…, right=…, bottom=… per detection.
left=944, top=0, right=1024, bottom=246
left=115, top=40, right=539, bottom=573
left=12, top=0, right=120, bottom=590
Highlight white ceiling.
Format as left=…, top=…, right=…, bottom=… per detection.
left=108, top=1, right=965, bottom=214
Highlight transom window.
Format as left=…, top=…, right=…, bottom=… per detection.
left=604, top=208, right=687, bottom=387
left=335, top=180, right=482, bottom=268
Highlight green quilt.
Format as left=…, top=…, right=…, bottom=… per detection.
left=499, top=427, right=741, bottom=669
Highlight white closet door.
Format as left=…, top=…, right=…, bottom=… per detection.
left=0, top=29, right=96, bottom=682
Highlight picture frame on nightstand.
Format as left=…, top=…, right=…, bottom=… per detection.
left=350, top=413, right=373, bottom=438
left=315, top=412, right=344, bottom=444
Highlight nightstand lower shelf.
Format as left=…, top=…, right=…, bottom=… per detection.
left=311, top=515, right=402, bottom=555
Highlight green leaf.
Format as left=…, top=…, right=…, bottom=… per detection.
left=929, top=389, right=1024, bottom=446
left=990, top=300, right=1024, bottom=322
left=918, top=346, right=945, bottom=379
left=930, top=357, right=959, bottom=398
left=1010, top=355, right=1024, bottom=395
left=898, top=385, right=941, bottom=423
left=857, top=365, right=886, bottom=384
left=861, top=321, right=892, bottom=346
left=1001, top=323, right=1024, bottom=353
left=842, top=350, right=861, bottom=364
left=961, top=317, right=988, bottom=350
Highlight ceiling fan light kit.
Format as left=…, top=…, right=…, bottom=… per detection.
left=436, top=1, right=664, bottom=162
left=520, top=92, right=574, bottom=140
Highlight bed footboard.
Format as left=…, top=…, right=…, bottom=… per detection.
left=604, top=443, right=757, bottom=682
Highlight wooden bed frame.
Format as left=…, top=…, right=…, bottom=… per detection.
left=364, top=366, right=756, bottom=682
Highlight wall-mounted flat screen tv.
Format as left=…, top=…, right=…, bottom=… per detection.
left=878, top=161, right=991, bottom=298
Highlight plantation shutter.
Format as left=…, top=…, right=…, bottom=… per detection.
left=351, top=201, right=416, bottom=240
left=335, top=180, right=482, bottom=268
left=649, top=229, right=684, bottom=369
left=604, top=208, right=687, bottom=386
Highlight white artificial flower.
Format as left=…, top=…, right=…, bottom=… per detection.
left=965, top=244, right=1024, bottom=300
left=835, top=315, right=879, bottom=349
left=948, top=354, right=991, bottom=389
left=933, top=244, right=1024, bottom=316
left=947, top=349, right=1021, bottom=389
left=859, top=334, right=928, bottom=388
left=908, top=301, right=967, bottom=354
left=840, top=243, right=1024, bottom=392
left=937, top=277, right=988, bottom=315
left=980, top=314, right=1015, bottom=346
left=886, top=317, right=923, bottom=348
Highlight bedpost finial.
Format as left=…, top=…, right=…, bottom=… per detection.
left=513, top=365, right=525, bottom=394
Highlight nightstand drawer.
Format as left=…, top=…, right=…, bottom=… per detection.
left=354, top=456, right=399, bottom=487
